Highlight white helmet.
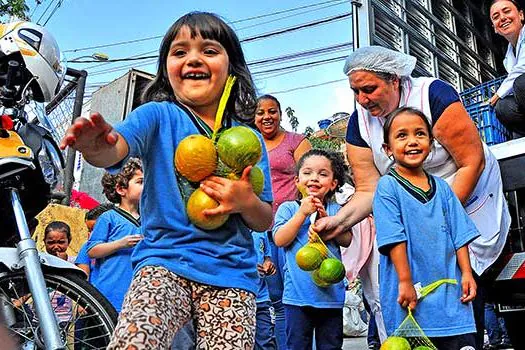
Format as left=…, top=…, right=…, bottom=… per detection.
left=0, top=21, right=65, bottom=102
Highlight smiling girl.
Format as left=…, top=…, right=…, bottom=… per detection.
left=373, top=107, right=480, bottom=349
left=60, top=11, right=273, bottom=349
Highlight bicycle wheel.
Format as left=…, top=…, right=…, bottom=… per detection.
left=0, top=270, right=118, bottom=349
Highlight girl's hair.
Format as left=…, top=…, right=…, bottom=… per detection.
left=296, top=149, right=348, bottom=198
left=490, top=0, right=523, bottom=11
left=101, top=158, right=142, bottom=204
left=142, top=12, right=258, bottom=122
left=44, top=221, right=72, bottom=243
left=382, top=107, right=433, bottom=145
left=257, top=94, right=282, bottom=114
left=85, top=203, right=114, bottom=221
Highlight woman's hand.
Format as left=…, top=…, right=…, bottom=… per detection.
left=398, top=280, right=418, bottom=310
left=489, top=94, right=500, bottom=107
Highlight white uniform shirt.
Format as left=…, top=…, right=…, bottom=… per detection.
left=497, top=25, right=525, bottom=98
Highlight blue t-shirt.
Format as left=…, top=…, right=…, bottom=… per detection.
left=373, top=172, right=479, bottom=337
left=273, top=200, right=345, bottom=308
left=346, top=80, right=460, bottom=147
left=112, top=101, right=273, bottom=295
left=85, top=208, right=140, bottom=312
left=253, top=231, right=271, bottom=304
left=75, top=243, right=97, bottom=282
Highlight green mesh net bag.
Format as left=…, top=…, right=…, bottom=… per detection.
left=381, top=279, right=457, bottom=350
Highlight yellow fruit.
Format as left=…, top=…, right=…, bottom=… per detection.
left=380, top=336, right=412, bottom=350
left=311, top=269, right=331, bottom=288
left=296, top=246, right=324, bottom=271
left=186, top=188, right=229, bottom=230
left=175, top=134, right=217, bottom=182
left=307, top=242, right=329, bottom=258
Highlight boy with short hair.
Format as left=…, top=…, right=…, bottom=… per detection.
left=84, top=158, right=143, bottom=312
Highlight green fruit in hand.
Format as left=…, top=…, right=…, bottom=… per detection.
left=248, top=165, right=264, bottom=195
left=311, top=269, right=331, bottom=288
left=307, top=242, right=329, bottom=258
left=217, top=126, right=262, bottom=173
left=317, top=258, right=345, bottom=284
left=380, top=336, right=411, bottom=350
left=295, top=246, right=324, bottom=271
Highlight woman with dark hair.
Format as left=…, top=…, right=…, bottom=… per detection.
left=254, top=94, right=311, bottom=349
left=489, top=0, right=525, bottom=136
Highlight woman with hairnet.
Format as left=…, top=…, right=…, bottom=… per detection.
left=314, top=46, right=511, bottom=349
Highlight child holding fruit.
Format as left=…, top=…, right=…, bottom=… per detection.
left=273, top=149, right=351, bottom=350
left=60, top=11, right=273, bottom=349
left=373, top=107, right=479, bottom=349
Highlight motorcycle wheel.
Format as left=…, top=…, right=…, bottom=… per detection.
left=0, top=270, right=118, bottom=349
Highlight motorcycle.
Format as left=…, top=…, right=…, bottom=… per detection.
left=0, top=21, right=117, bottom=349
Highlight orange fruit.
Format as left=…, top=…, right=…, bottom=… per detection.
left=295, top=246, right=323, bottom=271
left=175, top=134, right=217, bottom=182
left=307, top=242, right=329, bottom=258
left=186, top=188, right=229, bottom=230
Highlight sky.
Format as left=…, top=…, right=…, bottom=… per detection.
left=27, top=0, right=355, bottom=133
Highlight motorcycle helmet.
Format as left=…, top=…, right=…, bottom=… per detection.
left=0, top=21, right=65, bottom=102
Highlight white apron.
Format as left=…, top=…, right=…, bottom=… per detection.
left=356, top=77, right=511, bottom=275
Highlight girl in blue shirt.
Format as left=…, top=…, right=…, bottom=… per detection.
left=273, top=149, right=351, bottom=350
left=60, top=12, right=273, bottom=349
left=373, top=107, right=479, bottom=349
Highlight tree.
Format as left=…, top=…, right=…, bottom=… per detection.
left=285, top=106, right=299, bottom=132
left=0, top=0, right=31, bottom=20
left=304, top=126, right=315, bottom=137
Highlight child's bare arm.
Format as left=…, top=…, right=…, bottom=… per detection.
left=60, top=112, right=128, bottom=168
left=274, top=196, right=318, bottom=247
left=88, top=234, right=142, bottom=259
left=457, top=245, right=476, bottom=303
left=390, top=242, right=418, bottom=310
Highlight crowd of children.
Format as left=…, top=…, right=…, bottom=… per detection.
left=54, top=10, right=511, bottom=350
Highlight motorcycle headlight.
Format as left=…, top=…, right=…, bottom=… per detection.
left=38, top=139, right=63, bottom=188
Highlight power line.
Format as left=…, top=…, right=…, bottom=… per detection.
left=35, top=0, right=57, bottom=24
left=63, top=0, right=348, bottom=53
left=269, top=78, right=347, bottom=95
left=42, top=0, right=64, bottom=26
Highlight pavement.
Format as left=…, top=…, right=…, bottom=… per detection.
left=343, top=336, right=368, bottom=349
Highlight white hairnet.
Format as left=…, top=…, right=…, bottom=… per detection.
left=343, top=46, right=417, bottom=77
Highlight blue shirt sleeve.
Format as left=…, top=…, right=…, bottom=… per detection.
left=107, top=102, right=163, bottom=174
left=345, top=111, right=369, bottom=147
left=75, top=243, right=91, bottom=265
left=272, top=201, right=297, bottom=238
left=85, top=212, right=112, bottom=253
left=373, top=177, right=407, bottom=255
left=429, top=80, right=460, bottom=125
left=441, top=179, right=480, bottom=250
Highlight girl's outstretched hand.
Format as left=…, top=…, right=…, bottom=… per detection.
left=200, top=166, right=257, bottom=216
left=460, top=272, right=477, bottom=303
left=398, top=280, right=418, bottom=310
left=60, top=112, right=119, bottom=155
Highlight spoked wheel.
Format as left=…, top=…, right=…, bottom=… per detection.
left=0, top=270, right=118, bottom=349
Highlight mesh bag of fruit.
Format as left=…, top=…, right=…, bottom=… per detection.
left=295, top=225, right=346, bottom=287
left=381, top=279, right=457, bottom=350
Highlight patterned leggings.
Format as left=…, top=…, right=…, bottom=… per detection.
left=107, top=265, right=256, bottom=350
